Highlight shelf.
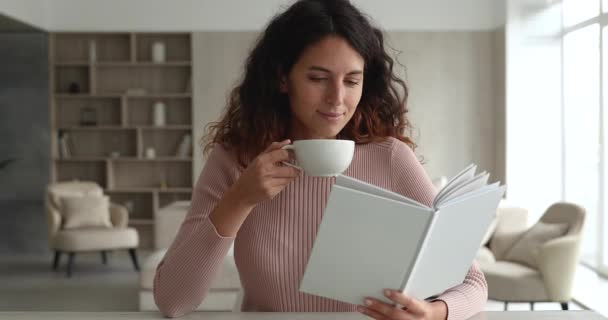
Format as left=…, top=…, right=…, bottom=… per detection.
left=56, top=93, right=191, bottom=99
left=113, top=157, right=192, bottom=162
left=58, top=125, right=191, bottom=130
left=127, top=94, right=191, bottom=99
left=56, top=94, right=121, bottom=99
left=96, top=61, right=191, bottom=67
left=106, top=187, right=192, bottom=193
left=157, top=188, right=193, bottom=193
left=51, top=32, right=193, bottom=250
left=55, top=61, right=90, bottom=67
left=56, top=157, right=191, bottom=162
left=130, top=219, right=155, bottom=225
left=55, top=157, right=108, bottom=161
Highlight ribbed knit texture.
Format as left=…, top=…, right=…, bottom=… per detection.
left=153, top=137, right=488, bottom=319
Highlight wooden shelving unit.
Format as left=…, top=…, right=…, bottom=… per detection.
left=49, top=32, right=193, bottom=249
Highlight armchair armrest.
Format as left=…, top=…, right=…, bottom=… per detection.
left=537, top=235, right=581, bottom=301
left=46, top=205, right=62, bottom=241
left=110, top=203, right=129, bottom=228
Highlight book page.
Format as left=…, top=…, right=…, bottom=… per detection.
left=336, top=174, right=427, bottom=208
left=299, top=185, right=434, bottom=305
left=435, top=171, right=489, bottom=206
left=437, top=182, right=501, bottom=209
left=432, top=164, right=477, bottom=208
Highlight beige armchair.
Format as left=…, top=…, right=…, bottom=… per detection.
left=477, top=203, right=585, bottom=310
left=46, top=181, right=140, bottom=277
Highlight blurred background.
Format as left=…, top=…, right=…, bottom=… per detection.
left=0, top=0, right=606, bottom=316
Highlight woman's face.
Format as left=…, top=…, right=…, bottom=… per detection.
left=282, top=35, right=365, bottom=140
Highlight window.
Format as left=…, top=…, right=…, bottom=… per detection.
left=563, top=0, right=607, bottom=275
left=564, top=24, right=600, bottom=268
left=563, top=0, right=599, bottom=27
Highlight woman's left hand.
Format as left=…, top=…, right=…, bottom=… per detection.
left=357, top=289, right=447, bottom=320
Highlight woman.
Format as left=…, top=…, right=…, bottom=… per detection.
left=153, top=0, right=488, bottom=319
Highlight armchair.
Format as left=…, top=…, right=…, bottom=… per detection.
left=477, top=203, right=585, bottom=310
left=46, top=181, right=140, bottom=277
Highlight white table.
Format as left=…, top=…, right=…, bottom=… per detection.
left=0, top=311, right=603, bottom=320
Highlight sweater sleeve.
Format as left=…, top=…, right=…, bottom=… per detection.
left=389, top=139, right=488, bottom=320
left=153, top=145, right=241, bottom=318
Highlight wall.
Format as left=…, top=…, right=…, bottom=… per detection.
left=0, top=32, right=50, bottom=254
left=192, top=30, right=506, bottom=183
left=0, top=0, right=506, bottom=32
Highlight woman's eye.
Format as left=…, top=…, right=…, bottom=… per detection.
left=345, top=80, right=360, bottom=86
left=309, top=77, right=327, bottom=82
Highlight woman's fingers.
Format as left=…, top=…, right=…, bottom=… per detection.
left=357, top=305, right=390, bottom=320
left=384, top=290, right=425, bottom=315
left=362, top=298, right=410, bottom=320
left=264, top=139, right=291, bottom=153
left=272, top=166, right=301, bottom=179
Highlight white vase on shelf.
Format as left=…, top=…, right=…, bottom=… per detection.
left=145, top=147, right=156, bottom=159
left=88, top=40, right=97, bottom=63
left=153, top=101, right=166, bottom=126
left=152, top=41, right=166, bottom=63
left=176, top=134, right=192, bottom=157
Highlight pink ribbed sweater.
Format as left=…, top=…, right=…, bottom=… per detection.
left=153, top=137, right=488, bottom=319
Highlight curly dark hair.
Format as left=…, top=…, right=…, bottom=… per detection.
left=201, top=0, right=415, bottom=167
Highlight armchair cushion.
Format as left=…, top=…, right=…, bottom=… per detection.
left=60, top=195, right=113, bottom=229
left=504, top=221, right=569, bottom=268
left=48, top=182, right=103, bottom=210
left=52, top=227, right=139, bottom=251
left=483, top=261, right=547, bottom=301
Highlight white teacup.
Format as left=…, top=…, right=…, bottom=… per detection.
left=281, top=139, right=355, bottom=177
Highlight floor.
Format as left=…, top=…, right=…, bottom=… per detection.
left=0, top=252, right=603, bottom=315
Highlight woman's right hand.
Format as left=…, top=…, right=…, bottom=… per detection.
left=231, top=139, right=301, bottom=207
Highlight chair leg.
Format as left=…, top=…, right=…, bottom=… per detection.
left=530, top=302, right=534, bottom=310
left=52, top=250, right=62, bottom=270
left=128, top=249, right=140, bottom=271
left=101, top=251, right=108, bottom=265
left=66, top=252, right=75, bottom=277
left=504, top=302, right=508, bottom=311
left=561, top=302, right=569, bottom=310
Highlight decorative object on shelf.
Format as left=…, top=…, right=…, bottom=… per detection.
left=88, top=39, right=97, bottom=63
left=109, top=151, right=121, bottom=158
left=153, top=101, right=166, bottom=126
left=175, top=134, right=192, bottom=157
left=159, top=170, right=168, bottom=189
left=68, top=82, right=81, bottom=94
left=124, top=200, right=135, bottom=214
left=79, top=107, right=98, bottom=126
left=152, top=41, right=166, bottom=63
left=125, top=88, right=147, bottom=96
left=58, top=131, right=72, bottom=159
left=145, top=147, right=156, bottom=159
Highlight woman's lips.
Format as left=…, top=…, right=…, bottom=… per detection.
left=317, top=110, right=344, bottom=121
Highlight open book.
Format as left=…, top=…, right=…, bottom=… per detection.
left=299, top=164, right=506, bottom=306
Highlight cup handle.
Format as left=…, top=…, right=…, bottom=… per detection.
left=280, top=145, right=302, bottom=171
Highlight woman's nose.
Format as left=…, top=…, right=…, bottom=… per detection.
left=325, top=81, right=345, bottom=106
